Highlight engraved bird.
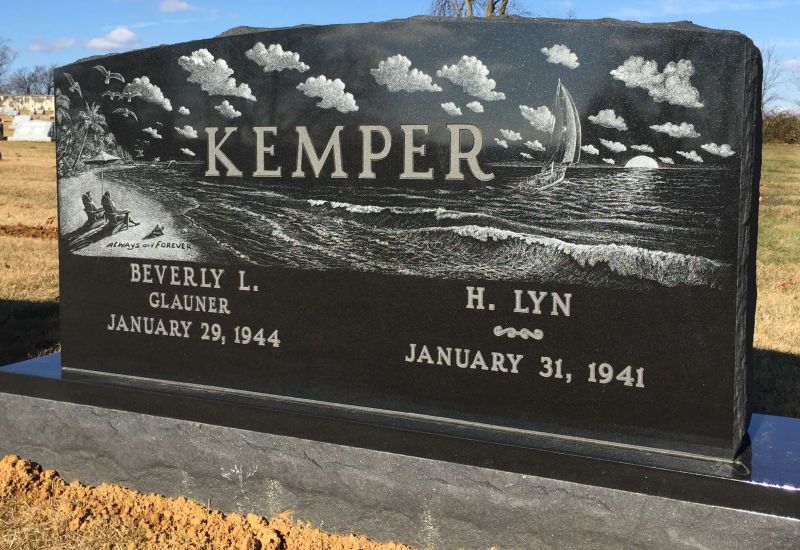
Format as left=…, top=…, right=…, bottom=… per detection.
left=63, top=73, right=82, bottom=97
left=101, top=91, right=123, bottom=100
left=93, top=65, right=125, bottom=85
left=112, top=108, right=138, bottom=122
left=155, top=121, right=163, bottom=127
left=122, top=90, right=142, bottom=102
left=134, top=149, right=144, bottom=158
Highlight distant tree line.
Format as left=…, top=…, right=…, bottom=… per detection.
left=2, top=64, right=56, bottom=95
left=0, top=38, right=55, bottom=95
left=764, top=112, right=800, bottom=144
left=761, top=44, right=800, bottom=144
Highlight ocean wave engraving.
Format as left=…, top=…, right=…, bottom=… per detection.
left=413, top=225, right=730, bottom=288
left=60, top=163, right=735, bottom=291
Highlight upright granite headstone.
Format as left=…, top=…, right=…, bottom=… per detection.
left=55, top=17, right=761, bottom=462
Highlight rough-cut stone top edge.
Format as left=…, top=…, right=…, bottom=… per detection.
left=63, top=16, right=753, bottom=69
left=217, top=16, right=745, bottom=37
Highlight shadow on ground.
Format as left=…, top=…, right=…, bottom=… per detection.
left=754, top=349, right=800, bottom=419
left=0, top=300, right=60, bottom=366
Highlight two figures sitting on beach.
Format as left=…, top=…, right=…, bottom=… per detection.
left=81, top=191, right=103, bottom=224
left=81, top=190, right=139, bottom=229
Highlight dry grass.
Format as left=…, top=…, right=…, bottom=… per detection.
left=0, top=142, right=57, bottom=227
left=752, top=144, right=800, bottom=417
left=0, top=236, right=58, bottom=302
left=0, top=497, right=146, bottom=550
left=755, top=140, right=800, bottom=357
left=0, top=142, right=60, bottom=365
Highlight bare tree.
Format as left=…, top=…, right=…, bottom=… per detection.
left=6, top=67, right=36, bottom=94
left=31, top=64, right=56, bottom=95
left=0, top=38, right=16, bottom=86
left=793, top=75, right=800, bottom=110
left=430, top=0, right=523, bottom=17
left=762, top=44, right=784, bottom=114
left=4, top=64, right=55, bottom=95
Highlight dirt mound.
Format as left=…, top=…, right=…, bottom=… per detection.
left=0, top=455, right=413, bottom=550
left=0, top=223, right=57, bottom=239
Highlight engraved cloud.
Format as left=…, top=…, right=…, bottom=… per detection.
left=588, top=109, right=627, bottom=131
left=371, top=55, right=442, bottom=93
left=466, top=101, right=484, bottom=113
left=581, top=144, right=600, bottom=155
left=178, top=49, right=256, bottom=101
left=441, top=102, right=462, bottom=116
left=599, top=138, right=627, bottom=153
left=525, top=140, right=546, bottom=152
left=297, top=75, right=359, bottom=113
left=631, top=144, right=655, bottom=153
left=494, top=138, right=509, bottom=149
left=500, top=129, right=522, bottom=142
left=214, top=100, right=241, bottom=119
left=181, top=148, right=195, bottom=157
left=123, top=76, right=172, bottom=111
left=174, top=124, right=198, bottom=139
left=442, top=101, right=461, bottom=116
left=436, top=56, right=505, bottom=101
left=676, top=150, right=704, bottom=163
left=178, top=106, right=190, bottom=115
left=611, top=56, right=703, bottom=108
left=701, top=143, right=736, bottom=157
left=659, top=156, right=675, bottom=164
left=245, top=42, right=310, bottom=73
left=541, top=44, right=579, bottom=69
left=142, top=127, right=162, bottom=139
left=519, top=105, right=555, bottom=133
left=650, top=121, right=700, bottom=138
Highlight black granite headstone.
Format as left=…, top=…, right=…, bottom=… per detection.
left=55, top=17, right=761, bottom=461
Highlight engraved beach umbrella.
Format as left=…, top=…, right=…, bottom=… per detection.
left=84, top=151, right=120, bottom=195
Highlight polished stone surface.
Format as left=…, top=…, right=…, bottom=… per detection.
left=55, top=18, right=761, bottom=459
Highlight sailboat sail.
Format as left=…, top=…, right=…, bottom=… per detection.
left=562, top=84, right=581, bottom=165
left=531, top=80, right=581, bottom=188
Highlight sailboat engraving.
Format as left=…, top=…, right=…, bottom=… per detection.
left=532, top=79, right=581, bottom=188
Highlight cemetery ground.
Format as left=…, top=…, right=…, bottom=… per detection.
left=0, top=139, right=798, bottom=547
left=753, top=144, right=800, bottom=417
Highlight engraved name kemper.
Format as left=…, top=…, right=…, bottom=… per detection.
left=205, top=124, right=495, bottom=181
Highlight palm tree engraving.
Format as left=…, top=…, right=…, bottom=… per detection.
left=71, top=102, right=108, bottom=172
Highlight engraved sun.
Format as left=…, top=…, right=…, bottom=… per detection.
left=625, top=155, right=660, bottom=169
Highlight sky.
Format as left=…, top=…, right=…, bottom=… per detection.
left=2, top=0, right=799, bottom=108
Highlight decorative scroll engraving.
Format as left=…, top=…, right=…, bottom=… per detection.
left=493, top=326, right=544, bottom=340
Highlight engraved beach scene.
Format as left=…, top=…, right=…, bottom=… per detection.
left=56, top=21, right=743, bottom=289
